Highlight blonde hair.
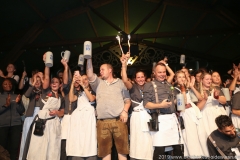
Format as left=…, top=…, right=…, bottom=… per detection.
left=199, top=72, right=213, bottom=96
left=174, top=70, right=187, bottom=87
left=211, top=71, right=222, bottom=86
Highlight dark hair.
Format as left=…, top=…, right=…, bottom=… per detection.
left=32, top=69, right=39, bottom=76
left=194, top=68, right=206, bottom=77
left=79, top=74, right=93, bottom=91
left=2, top=78, right=13, bottom=85
left=133, top=70, right=146, bottom=79
left=7, top=63, right=17, bottom=73
left=2, top=78, right=14, bottom=93
left=215, top=115, right=233, bottom=130
left=51, top=77, right=62, bottom=83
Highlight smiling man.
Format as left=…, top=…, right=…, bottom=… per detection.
left=142, top=62, right=184, bottom=160
left=207, top=115, right=240, bottom=160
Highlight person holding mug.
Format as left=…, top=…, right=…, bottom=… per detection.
left=174, top=70, right=205, bottom=158
left=0, top=78, right=25, bottom=160
left=22, top=52, right=65, bottom=160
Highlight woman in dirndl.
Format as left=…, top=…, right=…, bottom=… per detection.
left=120, top=53, right=153, bottom=160
left=174, top=70, right=205, bottom=158
left=18, top=72, right=45, bottom=160
left=196, top=72, right=227, bottom=157
left=22, top=53, right=65, bottom=160
left=66, top=74, right=97, bottom=160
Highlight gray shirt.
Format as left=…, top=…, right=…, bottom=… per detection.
left=0, top=92, right=25, bottom=127
left=89, top=74, right=130, bottom=119
left=232, top=91, right=240, bottom=110
left=207, top=130, right=240, bottom=159
left=143, top=79, right=176, bottom=114
left=129, top=83, right=143, bottom=108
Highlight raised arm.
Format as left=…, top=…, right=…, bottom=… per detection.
left=61, top=59, right=69, bottom=85
left=42, top=53, right=50, bottom=89
left=18, top=71, right=27, bottom=90
left=86, top=59, right=95, bottom=81
left=0, top=70, right=6, bottom=78
left=121, top=53, right=132, bottom=90
left=69, top=76, right=78, bottom=103
left=189, top=76, right=203, bottom=101
left=158, top=60, right=175, bottom=83
left=24, top=74, right=37, bottom=98
left=229, top=68, right=240, bottom=94
left=79, top=75, right=96, bottom=102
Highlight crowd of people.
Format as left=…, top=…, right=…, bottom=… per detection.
left=0, top=51, right=240, bottom=160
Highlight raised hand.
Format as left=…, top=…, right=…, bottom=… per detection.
left=21, top=71, right=27, bottom=79
left=36, top=72, right=44, bottom=83
left=120, top=52, right=130, bottom=66
left=77, top=75, right=84, bottom=87
left=0, top=69, right=4, bottom=77
left=158, top=60, right=166, bottom=65
left=163, top=56, right=168, bottom=63
left=233, top=67, right=240, bottom=78
left=189, top=76, right=195, bottom=88
left=61, top=58, right=68, bottom=67
left=16, top=94, right=21, bottom=103
left=43, top=53, right=46, bottom=62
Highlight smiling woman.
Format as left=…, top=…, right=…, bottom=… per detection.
left=0, top=63, right=20, bottom=93
left=0, top=78, right=25, bottom=160
left=22, top=53, right=65, bottom=160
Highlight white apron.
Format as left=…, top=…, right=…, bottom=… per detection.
left=130, top=100, right=153, bottom=160
left=151, top=113, right=183, bottom=147
left=66, top=92, right=97, bottom=157
left=197, top=91, right=227, bottom=157
left=201, top=91, right=227, bottom=136
left=232, top=114, right=240, bottom=128
left=19, top=107, right=40, bottom=160
left=180, top=92, right=204, bottom=158
left=61, top=114, right=71, bottom=140
left=27, top=97, right=61, bottom=160
left=225, top=105, right=231, bottom=116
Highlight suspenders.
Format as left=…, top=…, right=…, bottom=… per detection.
left=208, top=135, right=229, bottom=160
left=151, top=81, right=160, bottom=114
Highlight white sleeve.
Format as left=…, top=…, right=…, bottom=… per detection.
left=14, top=75, right=20, bottom=83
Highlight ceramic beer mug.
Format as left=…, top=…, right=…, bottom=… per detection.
left=61, top=50, right=71, bottom=62
left=83, top=41, right=92, bottom=59
left=180, top=54, right=185, bottom=64
left=78, top=54, right=84, bottom=67
left=45, top=51, right=53, bottom=67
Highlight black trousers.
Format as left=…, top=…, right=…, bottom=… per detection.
left=61, top=139, right=67, bottom=160
left=153, top=145, right=184, bottom=160
left=0, top=125, right=22, bottom=160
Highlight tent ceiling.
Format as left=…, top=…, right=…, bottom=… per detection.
left=0, top=0, right=239, bottom=75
